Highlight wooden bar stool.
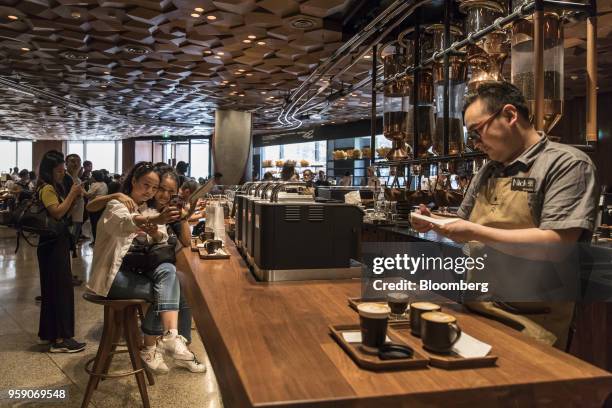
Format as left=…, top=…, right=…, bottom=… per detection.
left=81, top=293, right=155, bottom=408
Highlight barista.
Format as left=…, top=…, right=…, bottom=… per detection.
left=413, top=81, right=599, bottom=349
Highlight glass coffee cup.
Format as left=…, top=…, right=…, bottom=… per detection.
left=387, top=293, right=409, bottom=320
left=420, top=311, right=462, bottom=353
left=204, top=239, right=222, bottom=254
left=357, top=303, right=391, bottom=348
left=409, top=302, right=441, bottom=337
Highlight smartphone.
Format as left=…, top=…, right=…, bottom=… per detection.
left=169, top=194, right=184, bottom=210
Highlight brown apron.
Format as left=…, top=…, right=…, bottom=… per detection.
left=466, top=177, right=574, bottom=349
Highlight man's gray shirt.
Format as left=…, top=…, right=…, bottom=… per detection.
left=457, top=134, right=599, bottom=241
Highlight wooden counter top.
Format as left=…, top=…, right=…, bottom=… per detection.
left=176, top=239, right=612, bottom=407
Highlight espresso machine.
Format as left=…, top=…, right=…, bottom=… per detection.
left=242, top=181, right=280, bottom=261
left=234, top=181, right=261, bottom=253
left=315, top=186, right=376, bottom=203
left=237, top=182, right=365, bottom=282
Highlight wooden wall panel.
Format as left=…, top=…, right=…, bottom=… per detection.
left=32, top=140, right=63, bottom=173
left=122, top=139, right=135, bottom=174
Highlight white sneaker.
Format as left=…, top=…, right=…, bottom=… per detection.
left=157, top=333, right=194, bottom=362
left=140, top=347, right=169, bottom=374
left=175, top=356, right=207, bottom=373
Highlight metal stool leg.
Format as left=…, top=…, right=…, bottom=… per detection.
left=81, top=307, right=116, bottom=408
left=124, top=306, right=151, bottom=408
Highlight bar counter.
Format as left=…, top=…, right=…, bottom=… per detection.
left=176, top=238, right=612, bottom=407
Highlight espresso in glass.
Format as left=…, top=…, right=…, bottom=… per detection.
left=387, top=293, right=409, bottom=320
left=420, top=311, right=462, bottom=353
left=357, top=303, right=391, bottom=348
left=409, top=302, right=441, bottom=337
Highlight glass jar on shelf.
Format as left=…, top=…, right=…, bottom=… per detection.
left=511, top=0, right=564, bottom=134
left=426, top=23, right=468, bottom=156
left=381, top=41, right=414, bottom=161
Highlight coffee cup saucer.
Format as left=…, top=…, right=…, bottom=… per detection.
left=422, top=344, right=454, bottom=355
left=358, top=344, right=380, bottom=355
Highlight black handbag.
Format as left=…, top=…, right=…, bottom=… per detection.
left=11, top=186, right=68, bottom=235
left=10, top=187, right=70, bottom=252
left=120, top=234, right=177, bottom=274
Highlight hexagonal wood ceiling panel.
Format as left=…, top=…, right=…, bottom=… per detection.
left=0, top=0, right=362, bottom=139
left=1, top=0, right=612, bottom=140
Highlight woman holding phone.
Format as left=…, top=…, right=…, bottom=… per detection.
left=87, top=162, right=197, bottom=374
left=37, top=150, right=86, bottom=352
left=86, top=163, right=204, bottom=373
left=147, top=164, right=205, bottom=372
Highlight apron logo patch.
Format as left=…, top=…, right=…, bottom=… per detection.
left=511, top=177, right=536, bottom=192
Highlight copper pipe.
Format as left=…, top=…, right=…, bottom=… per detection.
left=533, top=8, right=545, bottom=131
left=586, top=12, right=597, bottom=143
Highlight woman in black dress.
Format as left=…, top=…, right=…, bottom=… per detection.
left=37, top=150, right=86, bottom=352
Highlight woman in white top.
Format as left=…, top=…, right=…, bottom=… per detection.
left=87, top=162, right=195, bottom=374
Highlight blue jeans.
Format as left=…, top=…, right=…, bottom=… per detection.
left=148, top=289, right=192, bottom=342
left=107, top=263, right=180, bottom=336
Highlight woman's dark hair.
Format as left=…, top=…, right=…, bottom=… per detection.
left=280, top=162, right=295, bottom=181
left=153, top=163, right=179, bottom=187
left=91, top=170, right=105, bottom=182
left=121, top=161, right=156, bottom=195
left=107, top=181, right=121, bottom=194
left=180, top=179, right=199, bottom=194
left=176, top=161, right=189, bottom=174
left=38, top=150, right=66, bottom=196
left=344, top=171, right=351, bottom=177
left=18, top=169, right=29, bottom=178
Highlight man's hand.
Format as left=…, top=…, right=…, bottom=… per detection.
left=433, top=219, right=478, bottom=243
left=411, top=204, right=434, bottom=233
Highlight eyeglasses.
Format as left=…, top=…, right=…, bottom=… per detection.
left=466, top=106, right=504, bottom=143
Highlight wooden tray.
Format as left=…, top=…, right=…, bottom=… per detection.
left=190, top=238, right=203, bottom=252
left=347, top=298, right=410, bottom=324
left=198, top=248, right=230, bottom=260
left=329, top=324, right=429, bottom=371
left=389, top=322, right=498, bottom=369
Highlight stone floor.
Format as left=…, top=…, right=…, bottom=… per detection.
left=0, top=224, right=223, bottom=408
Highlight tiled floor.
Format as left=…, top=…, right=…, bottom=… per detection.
left=0, top=224, right=223, bottom=407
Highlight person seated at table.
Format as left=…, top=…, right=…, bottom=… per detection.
left=87, top=162, right=196, bottom=374
left=179, top=179, right=199, bottom=202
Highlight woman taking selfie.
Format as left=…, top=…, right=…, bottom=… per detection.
left=87, top=162, right=197, bottom=374
left=147, top=165, right=205, bottom=371
left=37, top=150, right=86, bottom=352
